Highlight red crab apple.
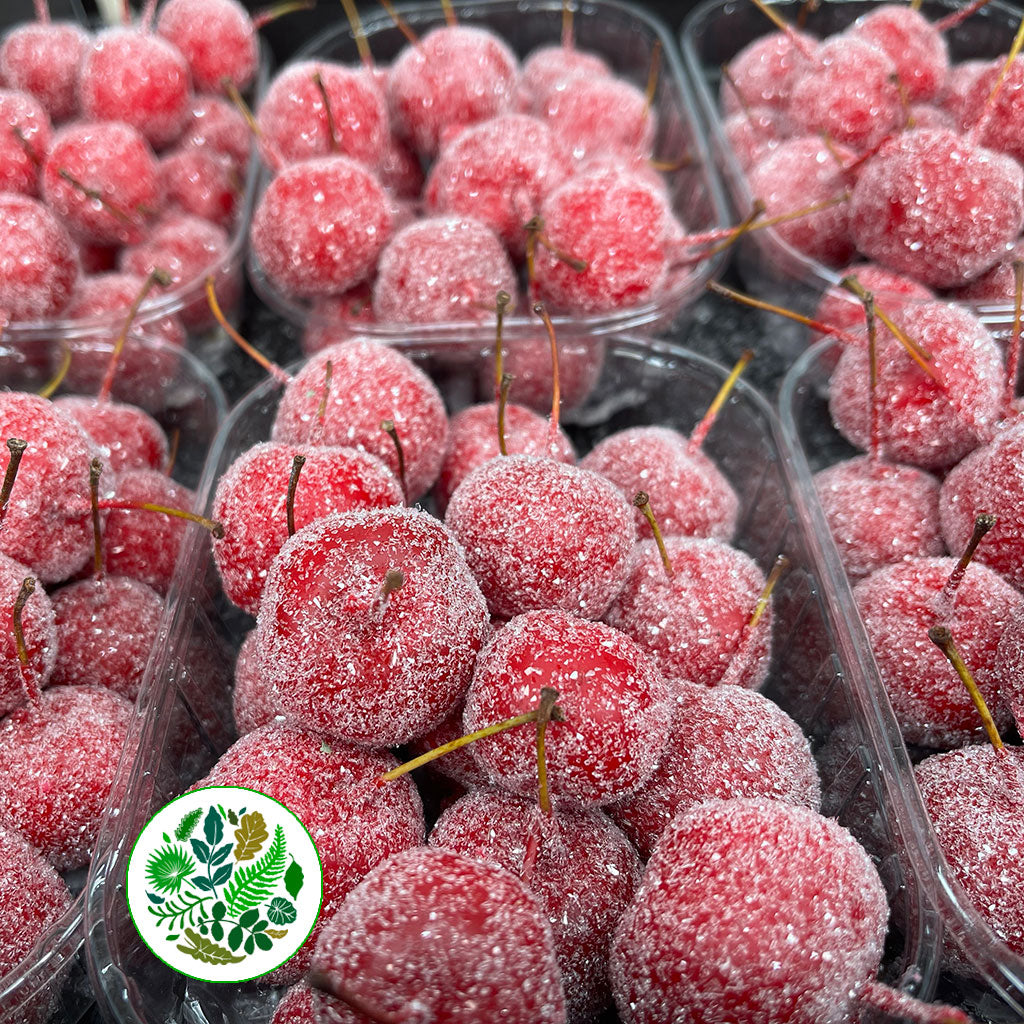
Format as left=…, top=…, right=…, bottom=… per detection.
left=158, top=146, right=237, bottom=229
left=515, top=44, right=610, bottom=113
left=271, top=983, right=313, bottom=1024
left=995, top=603, right=1024, bottom=732
left=54, top=395, right=168, bottom=475
left=0, top=88, right=51, bottom=197
left=0, top=17, right=88, bottom=123
left=231, top=629, right=283, bottom=735
left=814, top=264, right=934, bottom=343
left=0, top=555, right=56, bottom=717
left=179, top=94, right=251, bottom=171
left=721, top=29, right=818, bottom=115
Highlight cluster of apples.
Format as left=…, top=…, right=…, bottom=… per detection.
left=0, top=0, right=259, bottom=346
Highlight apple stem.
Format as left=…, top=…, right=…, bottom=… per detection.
left=633, top=492, right=674, bottom=578
left=311, top=71, right=340, bottom=154
left=377, top=0, right=419, bottom=47
left=644, top=39, right=662, bottom=109
left=493, top=290, right=511, bottom=399
left=1004, top=260, right=1023, bottom=417
left=935, top=0, right=993, bottom=33
left=98, top=268, right=173, bottom=403
left=749, top=0, right=821, bottom=62
left=440, top=0, right=457, bottom=27
left=864, top=292, right=883, bottom=465
left=57, top=168, right=139, bottom=227
left=375, top=567, right=405, bottom=621
left=33, top=0, right=50, bottom=25
left=309, top=359, right=334, bottom=448
left=307, top=971, right=405, bottom=1024
left=719, top=553, right=789, bottom=687
left=12, top=576, right=42, bottom=705
left=649, top=152, right=694, bottom=172
left=531, top=303, right=562, bottom=444
left=380, top=419, right=407, bottom=500
left=535, top=685, right=560, bottom=815
left=164, top=428, right=181, bottom=476
left=37, top=343, right=72, bottom=400
left=338, top=0, right=374, bottom=65
left=702, top=201, right=767, bottom=259
left=498, top=373, right=513, bottom=456
left=0, top=438, right=28, bottom=529
left=89, top=458, right=104, bottom=579
left=750, top=554, right=789, bottom=631
left=286, top=454, right=306, bottom=537
left=928, top=624, right=1004, bottom=752
left=10, top=126, right=42, bottom=169
left=93, top=499, right=225, bottom=539
left=377, top=697, right=565, bottom=785
left=252, top=0, right=315, bottom=31
left=205, top=277, right=293, bottom=385
left=796, top=0, right=818, bottom=30
left=858, top=981, right=971, bottom=1024
left=969, top=15, right=1024, bottom=143
left=140, top=0, right=159, bottom=31
left=562, top=0, right=574, bottom=48
left=720, top=64, right=752, bottom=116
left=222, top=78, right=286, bottom=173
left=525, top=216, right=588, bottom=292
left=935, top=512, right=996, bottom=618
left=687, top=349, right=753, bottom=456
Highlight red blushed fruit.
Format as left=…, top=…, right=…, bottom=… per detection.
left=962, top=57, right=1024, bottom=168
left=49, top=576, right=164, bottom=702
left=0, top=88, right=51, bottom=197
left=0, top=553, right=56, bottom=717
left=0, top=685, right=132, bottom=871
left=231, top=629, right=283, bottom=736
left=54, top=396, right=168, bottom=475
left=996, top=604, right=1024, bottom=733
left=271, top=983, right=314, bottom=1024
left=251, top=157, right=392, bottom=300
left=197, top=724, right=425, bottom=983
left=463, top=610, right=673, bottom=808
left=723, top=107, right=786, bottom=172
left=853, top=557, right=1022, bottom=747
left=179, top=94, right=251, bottom=172
left=445, top=454, right=636, bottom=620
left=605, top=536, right=771, bottom=690
left=514, top=45, right=611, bottom=114
left=0, top=21, right=88, bottom=123
left=0, top=392, right=94, bottom=584
left=607, top=683, right=822, bottom=860
left=430, top=790, right=644, bottom=1024
left=310, top=847, right=566, bottom=1024
left=720, top=30, right=818, bottom=116
left=257, top=507, right=489, bottom=748
left=272, top=339, right=449, bottom=502
left=609, top=799, right=890, bottom=1024
left=299, top=287, right=377, bottom=356
left=212, top=442, right=403, bottom=615
left=156, top=0, right=258, bottom=94
left=159, top=147, right=237, bottom=229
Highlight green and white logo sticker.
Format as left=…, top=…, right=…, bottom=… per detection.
left=126, top=786, right=323, bottom=983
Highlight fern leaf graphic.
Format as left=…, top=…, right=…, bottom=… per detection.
left=223, top=825, right=286, bottom=917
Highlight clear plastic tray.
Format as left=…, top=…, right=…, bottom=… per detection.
left=680, top=0, right=1024, bottom=335
left=0, top=332, right=226, bottom=1024
left=780, top=336, right=1024, bottom=1023
left=246, top=0, right=730, bottom=345
left=84, top=333, right=944, bottom=1024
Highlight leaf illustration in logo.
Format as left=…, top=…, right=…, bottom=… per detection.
left=176, top=928, right=246, bottom=965
left=211, top=862, right=234, bottom=886
left=267, top=897, right=296, bottom=926
left=284, top=859, right=304, bottom=900
left=145, top=845, right=196, bottom=895
left=210, top=842, right=233, bottom=866
left=204, top=806, right=224, bottom=847
left=233, top=812, right=268, bottom=862
left=174, top=808, right=203, bottom=842
left=227, top=809, right=238, bottom=826
left=224, top=826, right=286, bottom=917
left=265, top=928, right=288, bottom=939
left=191, top=838, right=211, bottom=864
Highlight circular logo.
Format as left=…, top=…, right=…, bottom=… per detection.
left=126, top=786, right=323, bottom=983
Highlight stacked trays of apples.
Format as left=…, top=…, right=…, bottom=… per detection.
left=244, top=0, right=730, bottom=349
left=0, top=0, right=270, bottom=367
left=682, top=0, right=1024, bottom=336
left=0, top=331, right=225, bottom=1024
left=76, top=327, right=982, bottom=1024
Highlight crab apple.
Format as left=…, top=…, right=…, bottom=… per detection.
left=256, top=61, right=389, bottom=169
left=937, top=59, right=989, bottom=129
left=580, top=425, right=739, bottom=543
left=53, top=396, right=168, bottom=474
left=257, top=506, right=488, bottom=747
left=300, top=287, right=377, bottom=355
left=0, top=554, right=56, bottom=717
left=430, top=790, right=644, bottom=1024
left=197, top=723, right=424, bottom=982
left=828, top=301, right=1003, bottom=471
left=608, top=683, right=821, bottom=860
left=159, top=146, right=237, bottom=228
left=814, top=456, right=944, bottom=581
left=0, top=88, right=50, bottom=197
left=311, top=846, right=566, bottom=1024
left=723, top=107, right=787, bottom=171
left=721, top=30, right=818, bottom=116
left=388, top=25, right=518, bottom=158
left=372, top=215, right=517, bottom=325
left=788, top=37, right=903, bottom=151
left=404, top=698, right=492, bottom=790
left=0, top=392, right=94, bottom=583
left=463, top=610, right=673, bottom=808
left=850, top=128, right=1024, bottom=289
left=853, top=556, right=1021, bottom=747
left=78, top=28, right=192, bottom=151
left=963, top=57, right=1024, bottom=167
left=231, top=629, right=283, bottom=735
left=0, top=193, right=78, bottom=323
left=746, top=136, right=856, bottom=267
left=179, top=94, right=251, bottom=171
left=605, top=536, right=771, bottom=690
left=445, top=454, right=636, bottom=620
left=435, top=402, right=576, bottom=513
left=996, top=604, right=1024, bottom=731
left=251, top=157, right=392, bottom=300
left=953, top=239, right=1024, bottom=303
left=515, top=45, right=611, bottom=112
left=533, top=168, right=679, bottom=315
left=814, top=264, right=934, bottom=343
left=156, top=0, right=258, bottom=94
left=212, top=442, right=403, bottom=615
left=42, top=121, right=159, bottom=247
left=272, top=339, right=448, bottom=501
left=0, top=21, right=88, bottom=123
left=0, top=685, right=131, bottom=870
left=425, top=114, right=572, bottom=256
left=271, top=983, right=314, bottom=1024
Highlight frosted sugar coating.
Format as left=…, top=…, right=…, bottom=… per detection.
left=0, top=391, right=94, bottom=584
left=0, top=88, right=50, bottom=197
left=271, top=982, right=314, bottom=1024
left=0, top=685, right=131, bottom=871
left=300, top=286, right=377, bottom=355
left=0, top=22, right=89, bottom=123
left=232, top=628, right=284, bottom=735
left=54, top=396, right=168, bottom=475
left=849, top=128, right=1024, bottom=289
left=0, top=552, right=56, bottom=718
left=120, top=212, right=231, bottom=297
left=853, top=557, right=1020, bottom=747
left=954, top=239, right=1024, bottom=302
left=996, top=604, right=1024, bottom=733
left=937, top=59, right=989, bottom=129
left=371, top=215, right=517, bottom=325
left=213, top=442, right=403, bottom=615
left=963, top=58, right=1024, bottom=167
left=430, top=790, right=643, bottom=1024
left=463, top=609, right=673, bottom=807
left=724, top=107, right=786, bottom=171
left=257, top=506, right=488, bottom=747
left=180, top=94, right=252, bottom=172
left=609, top=683, right=821, bottom=859
left=376, top=131, right=423, bottom=199
left=435, top=402, right=576, bottom=513
left=156, top=0, right=258, bottom=94
left=721, top=30, right=818, bottom=116
left=311, top=846, right=566, bottom=1024
left=50, top=576, right=163, bottom=701
left=814, top=456, right=944, bottom=581
left=814, top=263, right=933, bottom=342
left=445, top=453, right=636, bottom=620
left=404, top=698, right=491, bottom=789
left=64, top=272, right=186, bottom=351
left=159, top=147, right=237, bottom=229
left=271, top=339, right=448, bottom=501
left=515, top=45, right=611, bottom=113
left=198, top=723, right=424, bottom=982
left=580, top=424, right=739, bottom=542
left=605, top=535, right=771, bottom=690
left=610, top=798, right=889, bottom=1024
